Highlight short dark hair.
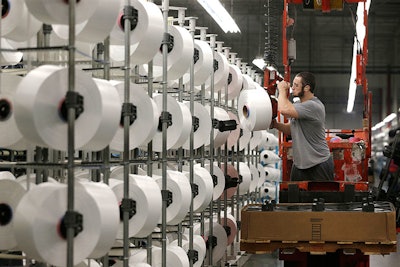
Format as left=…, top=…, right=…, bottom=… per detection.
left=296, top=72, right=316, bottom=93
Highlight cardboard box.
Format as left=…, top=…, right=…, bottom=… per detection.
left=241, top=202, right=397, bottom=244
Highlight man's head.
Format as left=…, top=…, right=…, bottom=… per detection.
left=292, top=72, right=316, bottom=98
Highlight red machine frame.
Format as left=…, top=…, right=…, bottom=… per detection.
left=264, top=0, right=372, bottom=183
left=261, top=1, right=378, bottom=266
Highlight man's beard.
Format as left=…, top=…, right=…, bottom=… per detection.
left=293, top=87, right=305, bottom=98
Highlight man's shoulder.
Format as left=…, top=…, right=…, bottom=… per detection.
left=306, top=97, right=324, bottom=108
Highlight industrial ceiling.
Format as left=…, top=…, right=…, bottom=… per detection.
left=162, top=0, right=400, bottom=129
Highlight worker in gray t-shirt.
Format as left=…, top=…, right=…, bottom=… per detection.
left=270, top=72, right=334, bottom=181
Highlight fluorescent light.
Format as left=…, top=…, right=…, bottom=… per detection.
left=252, top=58, right=265, bottom=70
left=371, top=113, right=397, bottom=131
left=346, top=0, right=371, bottom=113
left=346, top=36, right=358, bottom=113
left=383, top=113, right=397, bottom=123
left=197, top=0, right=240, bottom=33
left=266, top=65, right=276, bottom=71
left=372, top=121, right=385, bottom=131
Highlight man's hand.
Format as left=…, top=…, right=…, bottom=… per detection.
left=269, top=119, right=276, bottom=129
left=277, top=81, right=290, bottom=94
left=270, top=119, right=292, bottom=136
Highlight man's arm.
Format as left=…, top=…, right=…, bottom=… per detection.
left=277, top=81, right=298, bottom=119
left=270, top=119, right=291, bottom=136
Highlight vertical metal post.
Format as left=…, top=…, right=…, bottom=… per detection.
left=146, top=45, right=155, bottom=267
left=207, top=34, right=217, bottom=266
left=123, top=1, right=132, bottom=267
left=177, top=11, right=185, bottom=250
left=198, top=28, right=207, bottom=262
left=223, top=48, right=230, bottom=264
left=161, top=1, right=170, bottom=267
left=66, top=1, right=76, bottom=266
left=145, top=6, right=155, bottom=264
left=188, top=17, right=196, bottom=267
left=101, top=35, right=111, bottom=267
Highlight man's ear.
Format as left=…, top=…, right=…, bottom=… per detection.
left=304, top=85, right=310, bottom=91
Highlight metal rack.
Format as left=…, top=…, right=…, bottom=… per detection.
left=0, top=1, right=280, bottom=267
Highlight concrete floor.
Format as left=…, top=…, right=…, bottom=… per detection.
left=234, top=234, right=400, bottom=267
left=221, top=234, right=400, bottom=267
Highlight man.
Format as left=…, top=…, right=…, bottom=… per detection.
left=270, top=72, right=334, bottom=181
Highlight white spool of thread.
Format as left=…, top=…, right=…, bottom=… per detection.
left=151, top=94, right=192, bottom=152
left=182, top=102, right=211, bottom=150
left=259, top=131, right=279, bottom=150
left=249, top=130, right=264, bottom=150
left=131, top=246, right=189, bottom=267
left=264, top=166, right=281, bottom=182
left=129, top=248, right=160, bottom=265
left=224, top=64, right=243, bottom=100
left=234, top=162, right=252, bottom=195
left=194, top=221, right=227, bottom=265
left=109, top=0, right=163, bottom=66
left=257, top=164, right=266, bottom=187
left=204, top=106, right=230, bottom=148
left=0, top=38, right=23, bottom=66
left=13, top=65, right=104, bottom=151
left=140, top=25, right=194, bottom=81
left=202, top=162, right=225, bottom=201
left=220, top=213, right=238, bottom=246
left=128, top=248, right=147, bottom=264
left=233, top=128, right=252, bottom=151
left=154, top=170, right=192, bottom=225
left=109, top=81, right=158, bottom=151
left=170, top=237, right=206, bottom=267
left=80, top=78, right=121, bottom=151
left=260, top=150, right=280, bottom=165
left=109, top=166, right=124, bottom=179
left=110, top=0, right=162, bottom=45
left=238, top=88, right=273, bottom=131
left=72, top=170, right=88, bottom=181
left=75, top=259, right=102, bottom=267
left=183, top=165, right=213, bottom=213
left=52, top=0, right=120, bottom=43
left=184, top=39, right=214, bottom=87
left=14, top=183, right=114, bottom=266
left=0, top=74, right=29, bottom=150
left=25, top=0, right=99, bottom=25
left=203, top=51, right=229, bottom=92
left=16, top=175, right=58, bottom=187
left=220, top=164, right=239, bottom=200
left=182, top=234, right=207, bottom=266
left=224, top=111, right=240, bottom=150
left=132, top=264, right=151, bottom=267
left=242, top=74, right=257, bottom=90
left=109, top=175, right=162, bottom=238
left=79, top=182, right=120, bottom=259
left=0, top=179, right=26, bottom=250
left=0, top=171, right=15, bottom=180
left=1, top=0, right=42, bottom=42
left=248, top=164, right=260, bottom=192
left=260, top=181, right=277, bottom=200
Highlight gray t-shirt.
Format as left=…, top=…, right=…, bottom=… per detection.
left=290, top=97, right=330, bottom=169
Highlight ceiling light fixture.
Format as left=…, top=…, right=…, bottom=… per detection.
left=346, top=0, right=371, bottom=113
left=197, top=0, right=241, bottom=33
left=252, top=58, right=266, bottom=70
left=383, top=113, right=397, bottom=123
left=371, top=121, right=385, bottom=131
left=371, top=113, right=397, bottom=131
